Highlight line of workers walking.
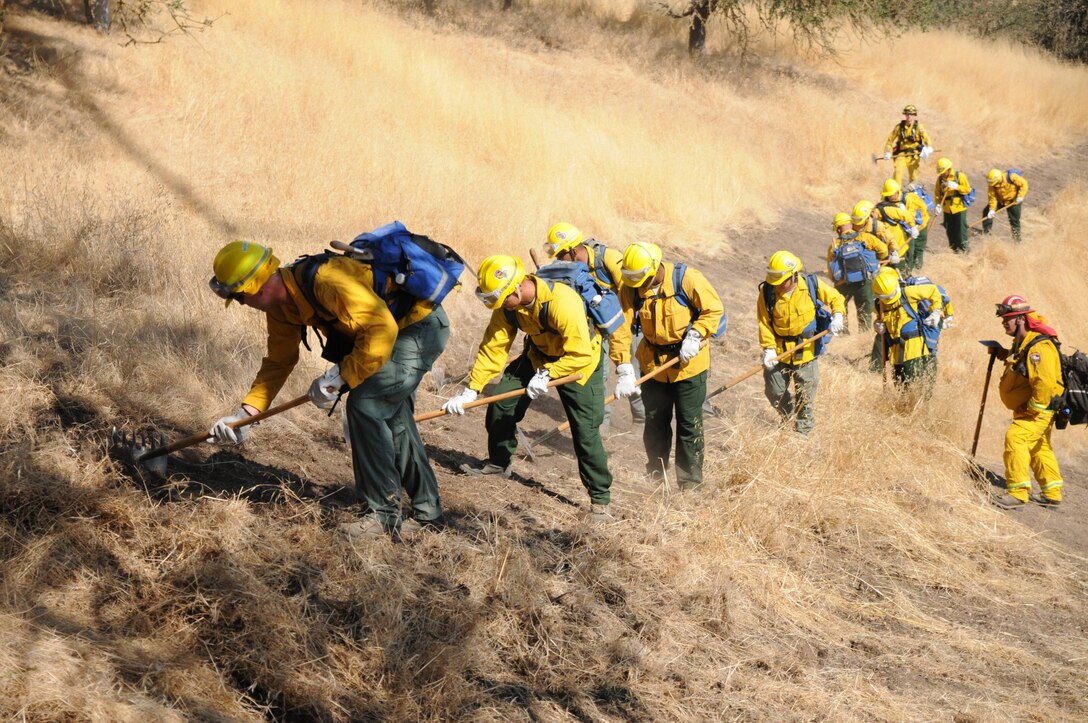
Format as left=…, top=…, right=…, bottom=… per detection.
left=202, top=104, right=1059, bottom=538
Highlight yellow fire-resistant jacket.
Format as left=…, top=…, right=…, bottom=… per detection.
left=855, top=218, right=898, bottom=261
left=758, top=274, right=845, bottom=366
left=878, top=283, right=943, bottom=365
left=988, top=172, right=1029, bottom=210
left=467, top=275, right=601, bottom=392
left=826, top=231, right=888, bottom=284
left=936, top=171, right=972, bottom=215
left=875, top=201, right=915, bottom=257
left=904, top=189, right=931, bottom=229
left=242, top=257, right=408, bottom=411
left=614, top=262, right=724, bottom=383
left=584, top=241, right=625, bottom=293
left=884, top=120, right=932, bottom=156
left=999, top=330, right=1063, bottom=419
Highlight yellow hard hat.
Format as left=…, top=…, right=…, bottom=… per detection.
left=210, top=241, right=280, bottom=307
left=871, top=267, right=902, bottom=304
left=851, top=200, right=874, bottom=225
left=475, top=255, right=526, bottom=309
left=987, top=169, right=1003, bottom=186
left=620, top=241, right=663, bottom=288
left=902, top=104, right=918, bottom=115
left=832, top=212, right=852, bottom=230
left=544, top=222, right=584, bottom=258
left=766, top=250, right=802, bottom=286
left=881, top=179, right=901, bottom=198
left=936, top=157, right=953, bottom=174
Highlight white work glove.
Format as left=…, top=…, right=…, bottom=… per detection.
left=888, top=250, right=900, bottom=264
left=909, top=225, right=920, bottom=239
left=941, top=315, right=955, bottom=330
left=987, top=209, right=996, bottom=220
left=443, top=387, right=477, bottom=415
left=308, top=365, right=346, bottom=410
left=921, top=145, right=934, bottom=160
left=614, top=363, right=639, bottom=399
left=1015, top=196, right=1024, bottom=204
left=874, top=321, right=886, bottom=334
left=679, top=329, right=703, bottom=363
left=923, top=310, right=942, bottom=329
left=210, top=407, right=253, bottom=445
left=883, top=151, right=892, bottom=160
left=830, top=312, right=844, bottom=336
left=945, top=180, right=960, bottom=192
left=762, top=348, right=777, bottom=370
left=526, top=368, right=551, bottom=400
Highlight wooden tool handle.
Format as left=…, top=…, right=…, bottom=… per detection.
left=416, top=373, right=584, bottom=422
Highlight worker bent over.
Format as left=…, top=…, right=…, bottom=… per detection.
left=613, top=242, right=725, bottom=490
left=992, top=295, right=1064, bottom=509
left=758, top=250, right=845, bottom=435
left=984, top=169, right=1029, bottom=243
left=207, top=240, right=449, bottom=538
left=871, top=268, right=949, bottom=397
left=876, top=179, right=927, bottom=275
left=934, top=157, right=973, bottom=254
left=444, top=255, right=614, bottom=522
left=544, top=221, right=645, bottom=431
left=882, top=104, right=934, bottom=186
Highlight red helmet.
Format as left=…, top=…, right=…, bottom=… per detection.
left=996, top=294, right=1032, bottom=317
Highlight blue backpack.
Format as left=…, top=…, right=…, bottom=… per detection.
left=829, top=232, right=879, bottom=285
left=586, top=241, right=616, bottom=288
left=897, top=277, right=951, bottom=357
left=295, top=220, right=465, bottom=321
left=875, top=202, right=914, bottom=239
left=533, top=260, right=624, bottom=336
left=1005, top=168, right=1023, bottom=184
left=632, top=263, right=727, bottom=339
left=760, top=273, right=832, bottom=359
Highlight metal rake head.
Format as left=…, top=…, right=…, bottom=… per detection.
left=111, top=426, right=169, bottom=476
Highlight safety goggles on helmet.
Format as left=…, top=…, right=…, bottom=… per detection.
left=995, top=302, right=1031, bottom=317
left=208, top=276, right=247, bottom=303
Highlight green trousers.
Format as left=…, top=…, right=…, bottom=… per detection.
left=838, top=280, right=874, bottom=334
left=893, top=355, right=937, bottom=398
left=641, top=371, right=707, bottom=489
left=943, top=210, right=969, bottom=253
left=905, top=226, right=929, bottom=273
left=764, top=359, right=820, bottom=434
left=982, top=203, right=1022, bottom=243
left=485, top=354, right=613, bottom=504
left=346, top=307, right=450, bottom=530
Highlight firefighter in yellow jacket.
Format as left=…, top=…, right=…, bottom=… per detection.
left=992, top=295, right=1064, bottom=509
left=544, top=221, right=645, bottom=429
left=984, top=169, right=1029, bottom=243
left=759, top=251, right=845, bottom=435
left=871, top=268, right=944, bottom=394
left=883, top=179, right=932, bottom=273
left=827, top=211, right=886, bottom=333
left=611, top=242, right=724, bottom=490
left=934, top=157, right=973, bottom=254
left=443, top=255, right=614, bottom=521
left=207, top=241, right=450, bottom=538
left=851, top=200, right=901, bottom=267
left=883, top=104, right=934, bottom=185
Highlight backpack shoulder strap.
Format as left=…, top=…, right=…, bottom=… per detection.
left=588, top=241, right=614, bottom=286
left=294, top=253, right=336, bottom=319
left=672, top=263, right=690, bottom=307
left=760, top=280, right=775, bottom=316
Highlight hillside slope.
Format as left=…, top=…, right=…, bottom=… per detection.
left=1, top=1, right=1086, bottom=720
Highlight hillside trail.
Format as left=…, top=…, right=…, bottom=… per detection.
left=214, top=142, right=1088, bottom=565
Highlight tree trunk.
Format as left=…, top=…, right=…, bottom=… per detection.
left=688, top=0, right=710, bottom=53
left=84, top=0, right=111, bottom=32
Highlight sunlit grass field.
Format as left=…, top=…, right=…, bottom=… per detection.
left=1, top=0, right=1086, bottom=718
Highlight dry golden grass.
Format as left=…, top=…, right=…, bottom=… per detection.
left=1, top=0, right=1087, bottom=719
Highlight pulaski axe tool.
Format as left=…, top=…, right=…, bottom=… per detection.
left=111, top=394, right=309, bottom=474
